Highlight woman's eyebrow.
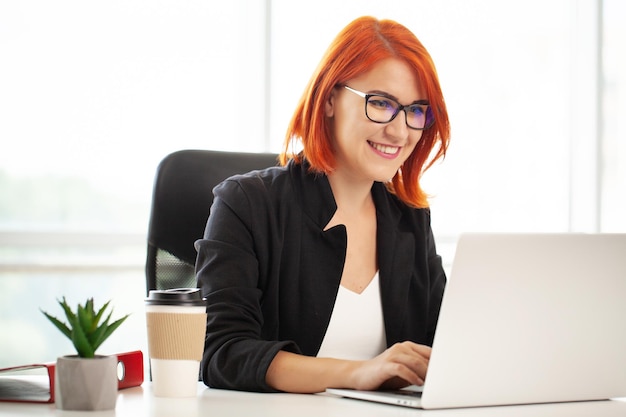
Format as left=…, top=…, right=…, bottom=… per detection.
left=368, top=89, right=398, bottom=100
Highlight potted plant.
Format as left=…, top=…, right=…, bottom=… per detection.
left=41, top=297, right=129, bottom=410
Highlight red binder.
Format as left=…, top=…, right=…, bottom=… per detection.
left=0, top=350, right=144, bottom=404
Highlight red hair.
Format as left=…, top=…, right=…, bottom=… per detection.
left=281, top=16, right=450, bottom=208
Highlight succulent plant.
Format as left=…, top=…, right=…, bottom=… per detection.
left=41, top=297, right=129, bottom=358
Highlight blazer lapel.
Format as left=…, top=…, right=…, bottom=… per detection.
left=373, top=184, right=415, bottom=345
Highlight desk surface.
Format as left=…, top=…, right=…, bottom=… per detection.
left=1, top=383, right=625, bottom=417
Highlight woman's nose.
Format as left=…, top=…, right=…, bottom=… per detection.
left=384, top=110, right=410, bottom=141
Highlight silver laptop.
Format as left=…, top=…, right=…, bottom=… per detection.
left=326, top=233, right=626, bottom=409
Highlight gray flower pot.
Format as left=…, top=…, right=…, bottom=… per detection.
left=55, top=355, right=118, bottom=410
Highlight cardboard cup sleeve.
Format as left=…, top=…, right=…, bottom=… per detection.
left=146, top=312, right=207, bottom=361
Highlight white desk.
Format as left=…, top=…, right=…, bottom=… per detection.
left=1, top=383, right=625, bottom=417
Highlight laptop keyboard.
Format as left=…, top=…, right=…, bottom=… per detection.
left=388, top=390, right=423, bottom=398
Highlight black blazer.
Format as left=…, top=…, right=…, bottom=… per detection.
left=195, top=160, right=446, bottom=392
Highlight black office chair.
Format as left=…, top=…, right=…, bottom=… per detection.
left=145, top=149, right=279, bottom=294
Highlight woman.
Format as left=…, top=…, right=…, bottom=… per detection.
left=195, top=16, right=451, bottom=393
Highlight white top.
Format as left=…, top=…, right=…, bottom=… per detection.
left=316, top=271, right=386, bottom=360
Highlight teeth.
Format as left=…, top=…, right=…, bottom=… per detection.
left=370, top=142, right=398, bottom=155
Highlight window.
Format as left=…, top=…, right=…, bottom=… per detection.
left=602, top=0, right=626, bottom=231
left=0, top=0, right=268, bottom=369
left=1, top=0, right=623, bottom=370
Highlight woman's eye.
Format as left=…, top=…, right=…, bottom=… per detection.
left=368, top=97, right=395, bottom=110
left=408, top=105, right=426, bottom=116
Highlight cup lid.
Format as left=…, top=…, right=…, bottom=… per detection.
left=145, top=288, right=206, bottom=306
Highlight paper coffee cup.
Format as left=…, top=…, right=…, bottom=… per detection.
left=145, top=288, right=207, bottom=397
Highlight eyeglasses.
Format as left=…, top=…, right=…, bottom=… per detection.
left=343, top=85, right=435, bottom=130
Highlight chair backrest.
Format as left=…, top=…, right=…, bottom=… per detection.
left=145, top=149, right=279, bottom=294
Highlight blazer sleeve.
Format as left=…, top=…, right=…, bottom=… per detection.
left=194, top=178, right=300, bottom=392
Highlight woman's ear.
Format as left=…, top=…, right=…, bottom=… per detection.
left=325, top=88, right=337, bottom=118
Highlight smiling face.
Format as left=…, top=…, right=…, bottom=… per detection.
left=325, top=58, right=426, bottom=184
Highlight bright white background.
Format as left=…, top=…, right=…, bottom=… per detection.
left=0, top=0, right=624, bottom=370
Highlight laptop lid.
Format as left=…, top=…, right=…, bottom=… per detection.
left=327, top=233, right=626, bottom=409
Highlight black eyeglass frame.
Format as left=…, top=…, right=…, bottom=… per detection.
left=342, top=85, right=435, bottom=130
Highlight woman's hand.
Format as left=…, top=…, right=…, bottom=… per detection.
left=347, top=342, right=431, bottom=391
